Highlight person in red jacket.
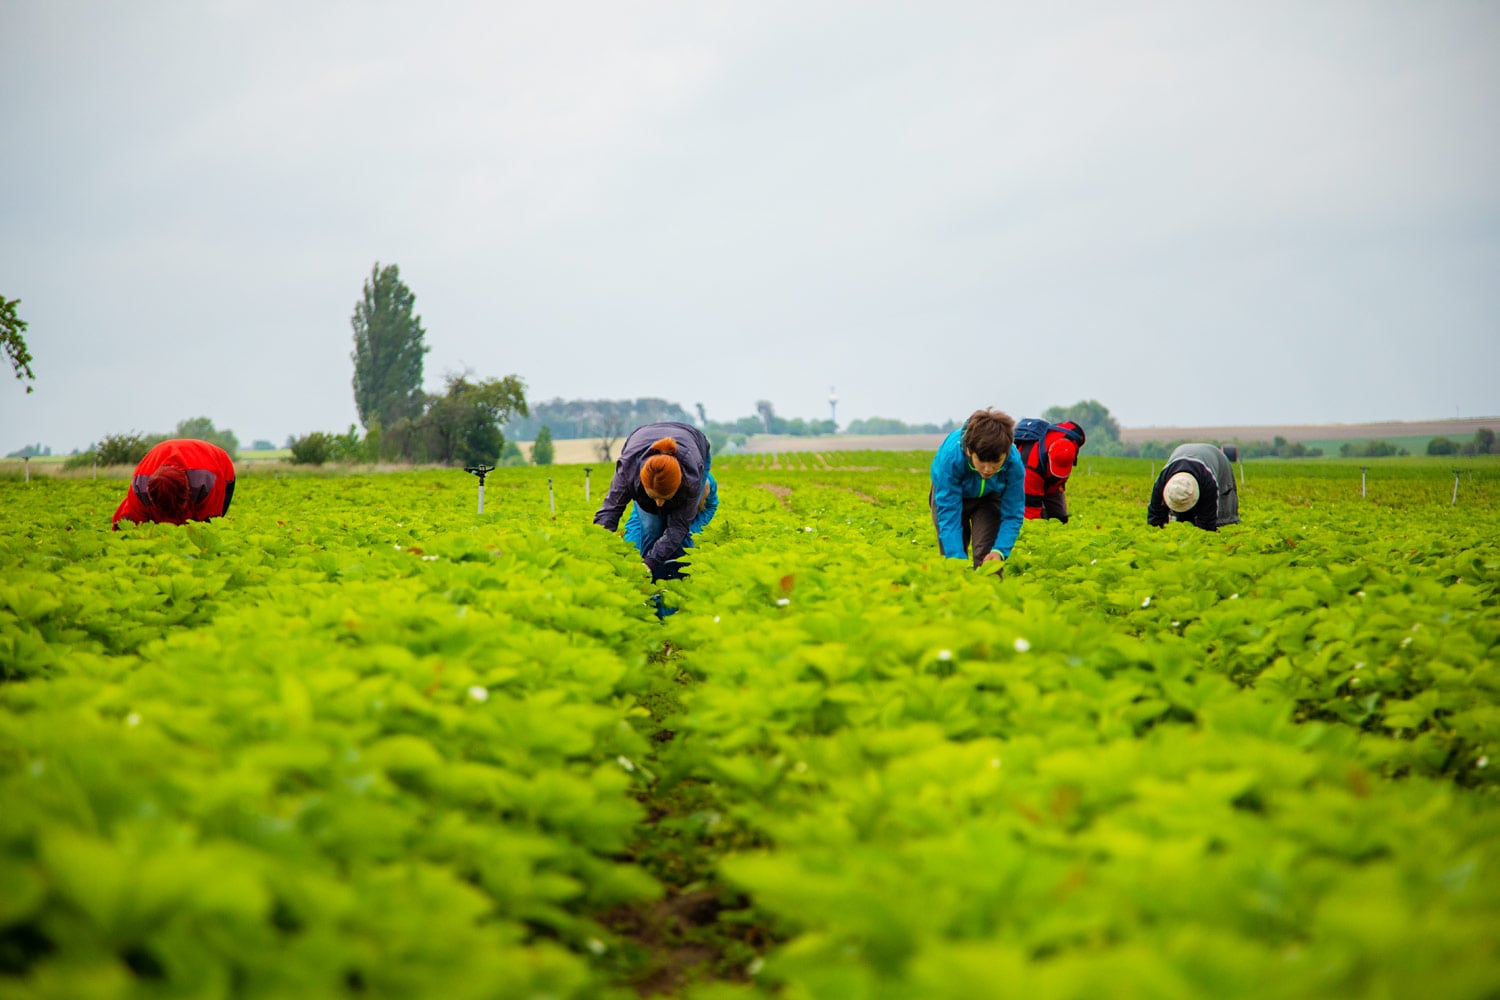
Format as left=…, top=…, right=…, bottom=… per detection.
left=1018, top=420, right=1085, bottom=522
left=112, top=439, right=237, bottom=528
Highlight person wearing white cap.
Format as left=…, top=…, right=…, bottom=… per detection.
left=1147, top=442, right=1240, bottom=531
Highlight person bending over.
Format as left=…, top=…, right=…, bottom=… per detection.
left=594, top=421, right=713, bottom=580
left=1147, top=442, right=1240, bottom=531
left=1018, top=419, right=1086, bottom=522
left=112, top=439, right=237, bottom=528
left=929, top=408, right=1024, bottom=574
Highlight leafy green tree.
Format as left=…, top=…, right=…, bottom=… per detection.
left=1427, top=437, right=1459, bottom=456
left=418, top=373, right=529, bottom=467
left=1042, top=400, right=1121, bottom=442
left=531, top=424, right=555, bottom=466
left=173, top=416, right=239, bottom=456
left=2, top=296, right=35, bottom=394
left=1476, top=428, right=1497, bottom=455
left=351, top=263, right=429, bottom=431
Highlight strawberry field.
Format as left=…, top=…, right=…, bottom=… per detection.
left=2, top=456, right=1498, bottom=998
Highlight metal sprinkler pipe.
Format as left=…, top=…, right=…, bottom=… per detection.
left=464, top=464, right=495, bottom=514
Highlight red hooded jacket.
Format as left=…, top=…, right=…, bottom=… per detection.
left=1019, top=424, right=1082, bottom=519
left=112, top=439, right=237, bottom=527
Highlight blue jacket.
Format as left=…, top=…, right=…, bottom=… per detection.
left=930, top=428, right=1025, bottom=560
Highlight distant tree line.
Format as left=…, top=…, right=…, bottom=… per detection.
left=61, top=417, right=241, bottom=469
left=1130, top=436, right=1326, bottom=461
left=842, top=417, right=957, bottom=435
left=505, top=398, right=695, bottom=442
left=1427, top=428, right=1496, bottom=457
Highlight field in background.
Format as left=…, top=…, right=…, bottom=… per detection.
left=1118, top=417, right=1497, bottom=449
left=5, top=416, right=1493, bottom=477
left=535, top=416, right=1498, bottom=460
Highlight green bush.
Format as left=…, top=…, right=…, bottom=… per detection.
left=1341, top=439, right=1408, bottom=458
left=289, top=432, right=333, bottom=465
left=1427, top=436, right=1459, bottom=456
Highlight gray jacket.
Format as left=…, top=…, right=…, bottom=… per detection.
left=594, top=421, right=712, bottom=570
left=1147, top=442, right=1240, bottom=530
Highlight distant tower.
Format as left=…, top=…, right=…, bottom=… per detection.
left=829, top=386, right=838, bottom=430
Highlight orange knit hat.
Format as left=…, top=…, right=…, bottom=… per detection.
left=640, top=438, right=682, bottom=497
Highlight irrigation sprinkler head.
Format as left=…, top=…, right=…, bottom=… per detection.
left=464, top=464, right=495, bottom=485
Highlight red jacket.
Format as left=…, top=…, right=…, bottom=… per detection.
left=113, top=439, right=237, bottom=526
left=1019, top=428, right=1080, bottom=519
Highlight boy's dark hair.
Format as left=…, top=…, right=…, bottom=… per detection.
left=961, top=409, right=1016, bottom=463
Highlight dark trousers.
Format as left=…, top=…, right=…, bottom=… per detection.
left=930, top=487, right=1002, bottom=567
left=1025, top=490, right=1069, bottom=522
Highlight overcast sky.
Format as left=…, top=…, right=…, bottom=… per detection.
left=3, top=1, right=1497, bottom=453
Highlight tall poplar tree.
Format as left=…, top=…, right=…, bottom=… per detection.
left=351, top=263, right=429, bottom=430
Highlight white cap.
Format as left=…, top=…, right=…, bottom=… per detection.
left=1164, top=472, right=1200, bottom=513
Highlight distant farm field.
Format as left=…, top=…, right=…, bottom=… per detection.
left=2, top=456, right=1498, bottom=997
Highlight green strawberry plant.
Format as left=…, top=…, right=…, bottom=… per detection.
left=1, top=457, right=1496, bottom=998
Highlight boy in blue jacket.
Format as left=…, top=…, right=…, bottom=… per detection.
left=930, top=408, right=1025, bottom=574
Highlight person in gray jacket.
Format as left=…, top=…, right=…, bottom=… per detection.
left=1147, top=443, right=1240, bottom=531
left=594, top=421, right=713, bottom=580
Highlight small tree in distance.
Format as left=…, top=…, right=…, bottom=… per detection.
left=174, top=416, right=239, bottom=456
left=1042, top=400, right=1120, bottom=442
left=1427, top=437, right=1459, bottom=456
left=531, top=424, right=555, bottom=466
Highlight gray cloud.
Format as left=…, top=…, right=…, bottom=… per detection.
left=3, top=1, right=1497, bottom=453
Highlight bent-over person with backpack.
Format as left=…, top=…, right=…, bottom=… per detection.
left=1016, top=418, right=1086, bottom=522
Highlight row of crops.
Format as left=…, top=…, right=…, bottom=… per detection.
left=2, top=457, right=1497, bottom=998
